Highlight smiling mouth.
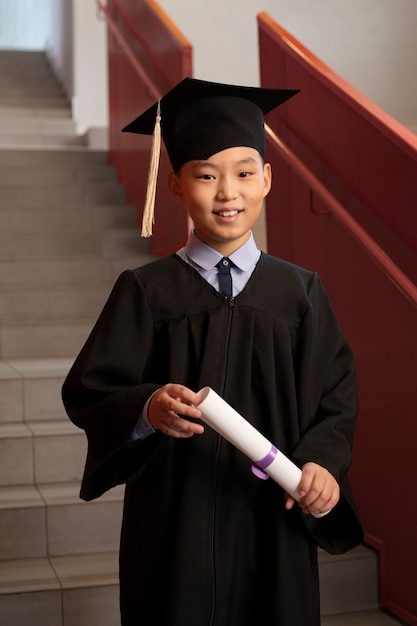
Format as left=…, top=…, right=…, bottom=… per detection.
left=214, top=209, right=241, bottom=217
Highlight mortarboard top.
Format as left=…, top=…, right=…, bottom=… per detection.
left=122, top=77, right=299, bottom=236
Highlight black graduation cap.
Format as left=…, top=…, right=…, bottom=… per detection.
left=122, top=77, right=299, bottom=236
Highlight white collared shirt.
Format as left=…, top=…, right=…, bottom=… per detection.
left=176, top=230, right=261, bottom=297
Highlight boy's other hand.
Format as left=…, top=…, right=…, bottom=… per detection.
left=284, top=462, right=340, bottom=516
left=148, top=384, right=204, bottom=438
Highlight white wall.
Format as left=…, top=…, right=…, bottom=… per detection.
left=1, top=1, right=415, bottom=132
left=71, top=0, right=108, bottom=134
left=46, top=0, right=73, bottom=102
left=157, top=0, right=417, bottom=130
left=48, top=0, right=108, bottom=135
left=47, top=0, right=109, bottom=135
left=0, top=0, right=53, bottom=50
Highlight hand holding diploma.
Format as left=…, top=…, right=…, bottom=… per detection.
left=197, top=387, right=335, bottom=518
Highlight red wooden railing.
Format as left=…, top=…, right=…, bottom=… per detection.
left=264, top=124, right=417, bottom=308
left=98, top=0, right=192, bottom=256
left=258, top=12, right=417, bottom=625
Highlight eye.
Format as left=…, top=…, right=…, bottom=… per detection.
left=197, top=173, right=215, bottom=180
left=238, top=171, right=251, bottom=178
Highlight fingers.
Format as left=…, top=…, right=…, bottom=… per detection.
left=284, top=494, right=296, bottom=511
left=296, top=462, right=340, bottom=515
left=148, top=384, right=204, bottom=439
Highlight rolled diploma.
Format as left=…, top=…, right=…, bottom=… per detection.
left=197, top=386, right=328, bottom=518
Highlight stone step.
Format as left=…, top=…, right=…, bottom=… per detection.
left=0, top=105, right=72, bottom=119
left=0, top=358, right=73, bottom=424
left=0, top=131, right=85, bottom=148
left=0, top=483, right=123, bottom=560
left=0, top=132, right=85, bottom=148
left=0, top=255, right=152, bottom=289
left=0, top=421, right=86, bottom=486
left=0, top=80, right=66, bottom=95
left=0, top=93, right=68, bottom=106
left=321, top=610, right=403, bottom=625
left=0, top=229, right=144, bottom=261
left=0, top=50, right=52, bottom=64
left=0, top=148, right=108, bottom=166
left=319, top=545, right=379, bottom=616
left=0, top=286, right=110, bottom=320
left=0, top=69, right=61, bottom=85
left=0, top=54, right=61, bottom=75
left=0, top=117, right=76, bottom=134
left=0, top=181, right=126, bottom=208
left=0, top=164, right=117, bottom=186
left=0, top=232, right=102, bottom=259
left=0, top=204, right=137, bottom=233
left=0, top=319, right=95, bottom=359
left=0, top=553, right=120, bottom=626
left=0, top=546, right=392, bottom=626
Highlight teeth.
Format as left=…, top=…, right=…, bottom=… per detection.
left=217, top=210, right=239, bottom=217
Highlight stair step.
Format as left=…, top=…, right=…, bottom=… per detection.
left=0, top=148, right=108, bottom=166
left=0, top=319, right=97, bottom=359
left=319, top=545, right=379, bottom=615
left=0, top=229, right=146, bottom=261
left=0, top=93, right=68, bottom=106
left=0, top=287, right=111, bottom=320
left=0, top=132, right=85, bottom=148
left=0, top=164, right=117, bottom=185
left=0, top=553, right=120, bottom=626
left=0, top=204, right=137, bottom=233
left=0, top=81, right=66, bottom=95
left=321, top=610, right=403, bottom=625
left=0, top=256, right=152, bottom=288
left=0, top=106, right=71, bottom=119
left=0, top=552, right=119, bottom=594
left=0, top=181, right=126, bottom=208
left=0, top=357, right=73, bottom=424
left=0, top=547, right=395, bottom=626
left=0, top=420, right=86, bottom=486
left=0, top=232, right=102, bottom=259
left=0, top=483, right=123, bottom=559
left=0, top=117, right=76, bottom=134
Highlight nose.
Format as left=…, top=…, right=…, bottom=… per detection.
left=215, top=175, right=238, bottom=201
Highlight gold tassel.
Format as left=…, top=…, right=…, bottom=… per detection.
left=141, top=100, right=161, bottom=237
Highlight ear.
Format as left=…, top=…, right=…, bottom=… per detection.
left=167, top=171, right=184, bottom=205
left=263, top=162, right=272, bottom=197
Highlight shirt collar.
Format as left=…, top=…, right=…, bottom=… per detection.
left=184, top=230, right=260, bottom=271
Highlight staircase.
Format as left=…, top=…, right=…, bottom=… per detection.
left=0, top=50, right=402, bottom=626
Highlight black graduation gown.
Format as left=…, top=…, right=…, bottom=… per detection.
left=62, top=252, right=363, bottom=626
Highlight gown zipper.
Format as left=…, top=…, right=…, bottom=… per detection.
left=209, top=296, right=235, bottom=626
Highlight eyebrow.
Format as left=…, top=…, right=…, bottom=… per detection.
left=192, top=157, right=258, bottom=170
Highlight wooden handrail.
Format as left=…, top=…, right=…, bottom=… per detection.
left=147, top=0, right=191, bottom=47
left=265, top=123, right=417, bottom=308
left=97, top=0, right=162, bottom=100
left=259, top=12, right=417, bottom=158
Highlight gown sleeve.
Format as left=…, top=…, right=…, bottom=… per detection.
left=290, top=272, right=363, bottom=553
left=61, top=269, right=165, bottom=501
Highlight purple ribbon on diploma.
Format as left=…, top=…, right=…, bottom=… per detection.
left=251, top=444, right=278, bottom=480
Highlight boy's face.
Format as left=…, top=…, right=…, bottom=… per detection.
left=168, top=146, right=271, bottom=256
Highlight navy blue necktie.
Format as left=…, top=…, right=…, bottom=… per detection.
left=216, top=257, right=233, bottom=297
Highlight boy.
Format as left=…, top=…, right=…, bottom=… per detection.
left=62, top=78, right=363, bottom=625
